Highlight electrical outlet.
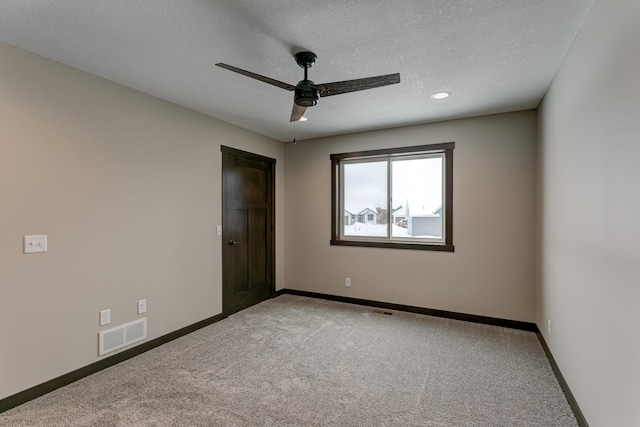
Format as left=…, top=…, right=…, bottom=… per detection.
left=138, top=299, right=147, bottom=314
left=548, top=320, right=551, bottom=337
left=345, top=278, right=351, bottom=287
left=99, top=309, right=111, bottom=326
left=216, top=225, right=222, bottom=236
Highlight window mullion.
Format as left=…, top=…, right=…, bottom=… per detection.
left=440, top=153, right=446, bottom=243
left=387, top=158, right=392, bottom=240
left=339, top=161, right=345, bottom=239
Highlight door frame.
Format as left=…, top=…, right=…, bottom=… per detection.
left=221, top=146, right=276, bottom=316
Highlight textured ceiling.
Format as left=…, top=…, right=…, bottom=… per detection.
left=0, top=1, right=595, bottom=142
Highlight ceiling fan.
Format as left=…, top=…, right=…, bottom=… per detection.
left=216, top=51, right=400, bottom=122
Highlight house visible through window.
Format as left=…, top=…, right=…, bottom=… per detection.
left=331, top=143, right=454, bottom=251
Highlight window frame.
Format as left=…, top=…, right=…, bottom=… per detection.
left=330, top=142, right=454, bottom=252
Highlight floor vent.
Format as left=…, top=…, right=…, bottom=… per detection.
left=371, top=309, right=394, bottom=316
left=99, top=318, right=147, bottom=356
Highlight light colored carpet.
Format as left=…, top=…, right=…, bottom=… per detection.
left=0, top=295, right=577, bottom=426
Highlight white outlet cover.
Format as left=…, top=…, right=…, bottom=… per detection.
left=216, top=225, right=222, bottom=236
left=138, top=299, right=147, bottom=314
left=100, top=309, right=111, bottom=326
left=24, top=235, right=48, bottom=253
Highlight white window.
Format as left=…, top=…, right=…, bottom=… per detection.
left=331, top=143, right=454, bottom=251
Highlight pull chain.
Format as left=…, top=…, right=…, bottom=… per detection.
left=293, top=120, right=297, bottom=144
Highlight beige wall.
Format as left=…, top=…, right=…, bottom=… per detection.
left=0, top=42, right=285, bottom=400
left=285, top=110, right=537, bottom=323
left=537, top=0, right=640, bottom=425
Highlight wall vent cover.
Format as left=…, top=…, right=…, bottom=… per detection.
left=99, top=317, right=147, bottom=356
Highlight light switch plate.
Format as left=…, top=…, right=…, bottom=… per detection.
left=216, top=225, right=222, bottom=236
left=24, top=235, right=48, bottom=254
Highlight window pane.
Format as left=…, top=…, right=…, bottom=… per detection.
left=343, top=161, right=388, bottom=237
left=391, top=156, right=443, bottom=239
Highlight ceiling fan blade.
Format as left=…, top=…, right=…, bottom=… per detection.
left=215, top=63, right=296, bottom=91
left=290, top=103, right=307, bottom=122
left=316, top=73, right=400, bottom=97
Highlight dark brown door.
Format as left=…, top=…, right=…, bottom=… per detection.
left=221, top=146, right=275, bottom=316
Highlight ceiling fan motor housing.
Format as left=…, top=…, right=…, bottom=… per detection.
left=295, top=80, right=319, bottom=107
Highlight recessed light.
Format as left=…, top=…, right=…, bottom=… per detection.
left=299, top=117, right=308, bottom=122
left=431, top=91, right=451, bottom=99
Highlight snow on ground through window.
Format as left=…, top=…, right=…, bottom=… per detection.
left=344, top=223, right=438, bottom=238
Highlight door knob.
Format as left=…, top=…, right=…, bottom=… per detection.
left=228, top=240, right=240, bottom=245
